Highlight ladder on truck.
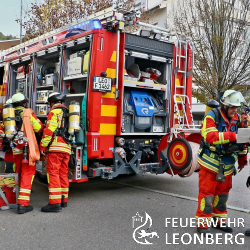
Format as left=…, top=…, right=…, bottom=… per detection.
left=1, top=4, right=140, bottom=60
left=173, top=39, right=200, bottom=134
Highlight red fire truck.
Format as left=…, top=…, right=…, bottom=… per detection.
left=0, top=5, right=201, bottom=183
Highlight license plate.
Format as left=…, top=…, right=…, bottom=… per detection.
left=93, top=76, right=112, bottom=92
left=153, top=126, right=164, bottom=132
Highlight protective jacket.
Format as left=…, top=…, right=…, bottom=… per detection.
left=12, top=107, right=43, bottom=207
left=13, top=106, right=43, bottom=155
left=40, top=103, right=71, bottom=206
left=197, top=107, right=247, bottom=176
left=40, top=103, right=71, bottom=154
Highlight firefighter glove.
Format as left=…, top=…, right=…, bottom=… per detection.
left=233, top=167, right=237, bottom=176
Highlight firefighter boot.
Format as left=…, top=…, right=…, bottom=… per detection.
left=61, top=195, right=67, bottom=208
left=17, top=205, right=33, bottom=214
left=41, top=204, right=62, bottom=212
left=211, top=219, right=233, bottom=233
left=214, top=224, right=233, bottom=232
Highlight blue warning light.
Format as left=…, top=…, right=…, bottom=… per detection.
left=65, top=19, right=102, bottom=39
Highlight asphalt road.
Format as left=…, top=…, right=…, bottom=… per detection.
left=1, top=164, right=250, bottom=250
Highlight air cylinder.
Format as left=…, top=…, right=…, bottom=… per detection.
left=68, top=101, right=80, bottom=135
left=3, top=103, right=16, bottom=139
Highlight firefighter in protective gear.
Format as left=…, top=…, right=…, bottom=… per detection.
left=40, top=92, right=71, bottom=212
left=196, top=90, right=248, bottom=235
left=0, top=98, right=16, bottom=173
left=241, top=108, right=249, bottom=128
left=11, top=93, right=44, bottom=214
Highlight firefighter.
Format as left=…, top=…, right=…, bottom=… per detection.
left=241, top=108, right=249, bottom=128
left=40, top=92, right=71, bottom=212
left=11, top=93, right=44, bottom=214
left=0, top=98, right=15, bottom=173
left=196, top=90, right=248, bottom=235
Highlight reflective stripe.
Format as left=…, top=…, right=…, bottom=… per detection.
left=50, top=144, right=71, bottom=150
left=13, top=150, right=23, bottom=155
left=204, top=127, right=217, bottom=133
left=32, top=119, right=39, bottom=126
left=224, top=163, right=235, bottom=170
left=49, top=147, right=71, bottom=154
left=49, top=188, right=62, bottom=192
left=47, top=120, right=57, bottom=125
left=30, top=112, right=43, bottom=133
left=18, top=196, right=30, bottom=201
left=19, top=188, right=31, bottom=194
left=224, top=168, right=234, bottom=175
left=238, top=150, right=247, bottom=155
left=49, top=195, right=62, bottom=199
left=41, top=108, right=63, bottom=147
left=31, top=175, right=34, bottom=184
left=41, top=134, right=53, bottom=147
left=198, top=158, right=219, bottom=172
left=51, top=142, right=70, bottom=147
left=219, top=133, right=223, bottom=144
left=232, top=153, right=238, bottom=161
left=195, top=216, right=211, bottom=221
left=62, top=194, right=68, bottom=198
left=202, top=153, right=220, bottom=165
left=212, top=213, right=227, bottom=218
left=61, top=188, right=69, bottom=192
left=198, top=158, right=234, bottom=176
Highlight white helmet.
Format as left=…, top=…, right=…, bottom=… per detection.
left=11, top=93, right=28, bottom=107
left=6, top=98, right=12, bottom=104
left=220, top=90, right=246, bottom=107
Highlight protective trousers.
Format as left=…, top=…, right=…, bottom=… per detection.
left=46, top=152, right=70, bottom=205
left=14, top=153, right=35, bottom=206
left=196, top=166, right=232, bottom=229
left=13, top=154, right=23, bottom=175
left=4, top=151, right=15, bottom=173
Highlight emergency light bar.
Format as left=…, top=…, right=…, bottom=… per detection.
left=65, top=19, right=102, bottom=38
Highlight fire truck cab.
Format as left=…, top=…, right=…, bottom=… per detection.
left=0, top=6, right=201, bottom=183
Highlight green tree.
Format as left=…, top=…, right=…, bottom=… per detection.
left=0, top=32, right=17, bottom=41
left=167, top=0, right=250, bottom=103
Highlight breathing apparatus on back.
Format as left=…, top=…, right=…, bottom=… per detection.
left=11, top=93, right=29, bottom=131
left=48, top=92, right=80, bottom=144
left=68, top=101, right=80, bottom=143
left=3, top=102, right=16, bottom=140
left=202, top=90, right=247, bottom=182
left=3, top=93, right=29, bottom=150
left=204, top=99, right=220, bottom=115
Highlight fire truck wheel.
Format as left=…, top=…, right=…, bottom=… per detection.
left=167, top=138, right=192, bottom=171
